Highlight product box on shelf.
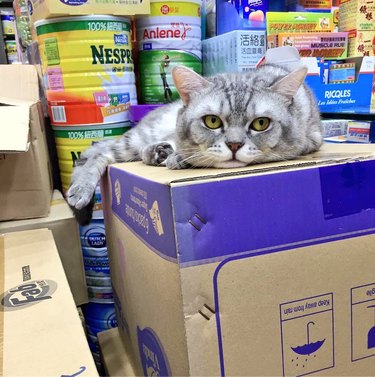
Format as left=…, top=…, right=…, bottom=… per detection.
left=303, top=56, right=375, bottom=113
left=101, top=143, right=375, bottom=377
left=0, top=64, right=52, bottom=221
left=98, top=327, right=138, bottom=376
left=338, top=0, right=375, bottom=32
left=202, top=30, right=266, bottom=76
left=0, top=191, right=88, bottom=306
left=216, top=0, right=267, bottom=36
left=266, top=12, right=334, bottom=48
left=277, top=32, right=348, bottom=58
left=346, top=120, right=375, bottom=143
left=28, top=0, right=150, bottom=23
left=0, top=229, right=99, bottom=376
left=285, top=0, right=332, bottom=11
left=346, top=29, right=375, bottom=58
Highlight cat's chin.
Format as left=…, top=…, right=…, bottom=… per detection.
left=213, top=160, right=249, bottom=169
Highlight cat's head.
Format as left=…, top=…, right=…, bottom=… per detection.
left=171, top=65, right=321, bottom=168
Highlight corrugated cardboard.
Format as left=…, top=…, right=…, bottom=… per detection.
left=0, top=190, right=88, bottom=306
left=0, top=229, right=98, bottom=376
left=102, top=143, right=375, bottom=376
left=98, top=328, right=138, bottom=376
left=0, top=64, right=52, bottom=221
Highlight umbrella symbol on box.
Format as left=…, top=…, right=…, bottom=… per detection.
left=367, top=305, right=375, bottom=349
left=291, top=321, right=326, bottom=356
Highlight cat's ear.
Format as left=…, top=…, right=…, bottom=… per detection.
left=172, top=66, right=211, bottom=105
left=269, top=67, right=308, bottom=99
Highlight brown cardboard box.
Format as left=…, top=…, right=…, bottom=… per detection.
left=0, top=229, right=98, bottom=376
left=101, top=143, right=375, bottom=376
left=98, top=327, right=138, bottom=376
left=28, top=0, right=150, bottom=23
left=0, top=190, right=88, bottom=306
left=0, top=64, right=52, bottom=221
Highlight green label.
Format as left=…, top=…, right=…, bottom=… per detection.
left=36, top=20, right=131, bottom=36
left=54, top=125, right=129, bottom=139
left=44, top=38, right=60, bottom=65
left=138, top=50, right=202, bottom=104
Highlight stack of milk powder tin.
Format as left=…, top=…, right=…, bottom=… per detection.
left=136, top=0, right=203, bottom=103
left=34, top=15, right=137, bottom=372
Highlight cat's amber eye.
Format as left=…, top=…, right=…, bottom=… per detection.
left=203, top=115, right=223, bottom=129
left=250, top=117, right=271, bottom=132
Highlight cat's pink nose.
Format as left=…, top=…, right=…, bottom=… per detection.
left=226, top=142, right=244, bottom=154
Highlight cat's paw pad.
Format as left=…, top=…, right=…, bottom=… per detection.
left=166, top=153, right=190, bottom=170
left=67, top=182, right=95, bottom=210
left=142, top=142, right=174, bottom=166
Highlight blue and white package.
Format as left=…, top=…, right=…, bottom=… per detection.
left=87, top=285, right=114, bottom=304
left=82, top=246, right=108, bottom=258
left=80, top=219, right=106, bottom=248
left=84, top=256, right=110, bottom=277
left=86, top=275, right=112, bottom=287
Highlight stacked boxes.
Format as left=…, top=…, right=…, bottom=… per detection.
left=339, top=0, right=375, bottom=57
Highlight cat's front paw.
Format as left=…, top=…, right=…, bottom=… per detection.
left=142, top=142, right=174, bottom=166
left=165, top=153, right=191, bottom=170
left=67, top=181, right=96, bottom=210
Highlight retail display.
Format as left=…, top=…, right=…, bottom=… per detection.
left=0, top=1, right=374, bottom=376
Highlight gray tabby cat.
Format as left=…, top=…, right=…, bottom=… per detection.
left=67, top=64, right=323, bottom=224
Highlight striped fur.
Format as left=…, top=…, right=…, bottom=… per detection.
left=67, top=64, right=322, bottom=224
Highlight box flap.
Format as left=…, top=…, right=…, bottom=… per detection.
left=0, top=64, right=39, bottom=103
left=0, top=105, right=30, bottom=152
left=109, top=143, right=375, bottom=186
left=0, top=229, right=98, bottom=377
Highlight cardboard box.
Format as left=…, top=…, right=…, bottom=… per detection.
left=338, top=0, right=375, bottom=32
left=0, top=190, right=88, bottom=306
left=346, top=120, right=375, bottom=143
left=0, top=64, right=52, bottom=221
left=277, top=32, right=348, bottom=59
left=346, top=29, right=375, bottom=57
left=28, top=0, right=150, bottom=23
left=101, top=143, right=375, bottom=376
left=285, top=0, right=332, bottom=11
left=266, top=12, right=334, bottom=48
left=202, top=30, right=266, bottom=76
left=0, top=229, right=98, bottom=376
left=303, top=56, right=375, bottom=113
left=98, top=327, right=138, bottom=376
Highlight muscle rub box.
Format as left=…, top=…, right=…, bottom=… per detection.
left=266, top=12, right=334, bottom=48
left=101, top=143, right=375, bottom=376
left=277, top=32, right=348, bottom=59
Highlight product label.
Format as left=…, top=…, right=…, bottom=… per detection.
left=36, top=19, right=134, bottom=124
left=138, top=50, right=201, bottom=104
left=0, top=280, right=57, bottom=311
left=137, top=327, right=171, bottom=377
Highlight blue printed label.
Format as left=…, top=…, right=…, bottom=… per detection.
left=114, top=34, right=129, bottom=45
left=143, top=43, right=152, bottom=50
left=80, top=223, right=106, bottom=248
left=137, top=327, right=171, bottom=377
left=110, top=166, right=177, bottom=261
left=59, top=0, right=88, bottom=6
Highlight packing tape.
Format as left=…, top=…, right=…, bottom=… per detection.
left=0, top=235, right=4, bottom=376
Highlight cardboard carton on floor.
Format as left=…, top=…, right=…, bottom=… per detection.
left=0, top=229, right=98, bottom=376
left=28, top=0, right=150, bottom=23
left=0, top=190, right=88, bottom=306
left=98, top=327, right=138, bottom=376
left=101, top=143, right=375, bottom=376
left=0, top=64, right=52, bottom=221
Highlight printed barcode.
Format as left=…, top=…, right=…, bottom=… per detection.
left=51, top=106, right=66, bottom=123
